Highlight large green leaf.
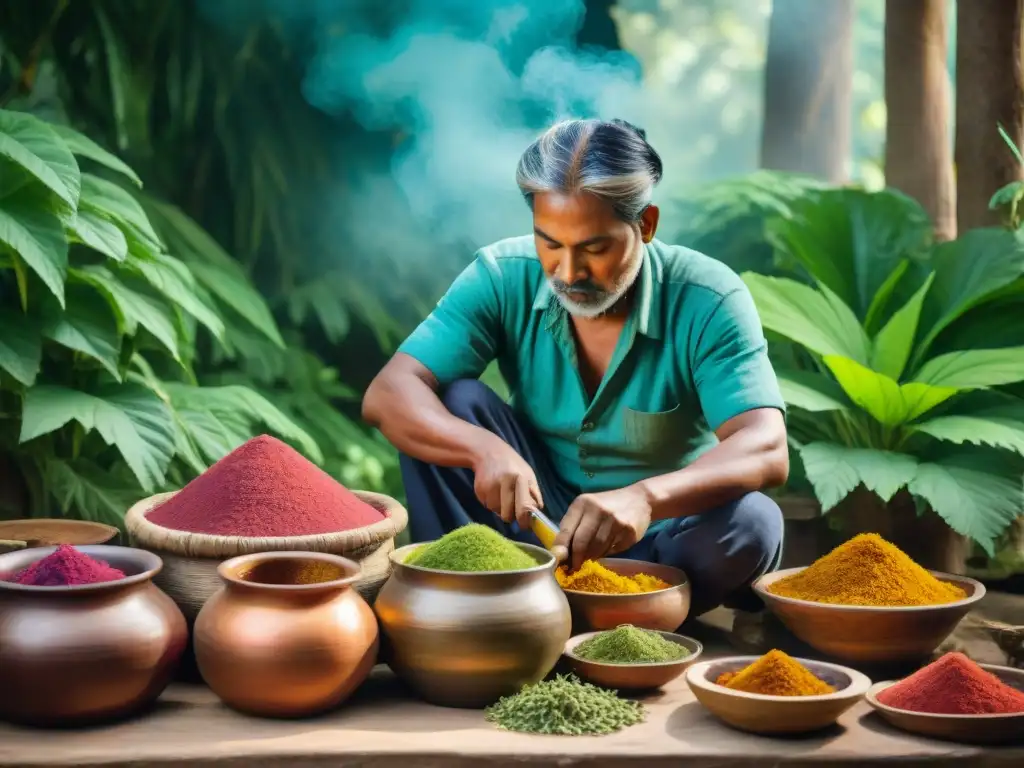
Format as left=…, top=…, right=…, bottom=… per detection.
left=41, top=286, right=122, bottom=380
left=163, top=383, right=322, bottom=464
left=916, top=228, right=1024, bottom=362
left=911, top=392, right=1024, bottom=455
left=142, top=198, right=284, bottom=347
left=776, top=369, right=850, bottom=412
left=765, top=188, right=931, bottom=321
left=20, top=384, right=175, bottom=492
left=48, top=124, right=142, bottom=187
left=0, top=308, right=42, bottom=385
left=911, top=347, right=1024, bottom=389
left=909, top=450, right=1024, bottom=555
left=78, top=174, right=162, bottom=253
left=68, top=209, right=128, bottom=262
left=799, top=442, right=919, bottom=510
left=824, top=355, right=958, bottom=426
left=742, top=273, right=870, bottom=363
left=0, top=110, right=80, bottom=210
left=70, top=265, right=180, bottom=361
left=0, top=190, right=68, bottom=305
left=45, top=459, right=141, bottom=525
left=126, top=253, right=224, bottom=339
left=870, top=274, right=933, bottom=381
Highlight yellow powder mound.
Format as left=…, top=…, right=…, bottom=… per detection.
left=767, top=533, right=967, bottom=607
left=555, top=559, right=670, bottom=594
left=717, top=650, right=834, bottom=696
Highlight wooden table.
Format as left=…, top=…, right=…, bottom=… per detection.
left=1, top=668, right=1021, bottom=768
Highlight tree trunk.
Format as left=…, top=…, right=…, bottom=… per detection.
left=884, top=0, right=956, bottom=241
left=954, top=0, right=1024, bottom=232
left=760, top=0, right=855, bottom=182
left=578, top=0, right=623, bottom=51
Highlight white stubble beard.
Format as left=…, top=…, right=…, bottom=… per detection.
left=553, top=241, right=645, bottom=319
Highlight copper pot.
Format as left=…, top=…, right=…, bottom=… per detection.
left=194, top=551, right=379, bottom=718
left=374, top=542, right=572, bottom=709
left=0, top=545, right=188, bottom=726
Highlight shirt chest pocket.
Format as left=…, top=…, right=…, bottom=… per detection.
left=622, top=404, right=687, bottom=462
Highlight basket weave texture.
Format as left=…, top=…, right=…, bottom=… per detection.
left=125, top=490, right=408, bottom=620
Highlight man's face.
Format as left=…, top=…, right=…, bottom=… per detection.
left=532, top=192, right=659, bottom=318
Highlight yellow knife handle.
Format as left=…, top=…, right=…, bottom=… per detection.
left=529, top=510, right=568, bottom=563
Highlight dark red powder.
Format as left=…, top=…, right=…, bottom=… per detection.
left=9, top=545, right=126, bottom=586
left=877, top=652, right=1024, bottom=715
left=147, top=435, right=385, bottom=537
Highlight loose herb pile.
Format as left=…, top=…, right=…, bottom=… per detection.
left=574, top=625, right=689, bottom=664
left=405, top=524, right=537, bottom=572
left=484, top=674, right=645, bottom=735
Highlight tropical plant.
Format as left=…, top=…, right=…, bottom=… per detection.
left=743, top=187, right=1024, bottom=555
left=0, top=107, right=322, bottom=524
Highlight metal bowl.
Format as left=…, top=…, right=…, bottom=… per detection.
left=374, top=542, right=571, bottom=709
left=0, top=545, right=187, bottom=726
left=865, top=663, right=1024, bottom=745
left=753, top=567, right=986, bottom=663
left=685, top=655, right=871, bottom=735
left=562, top=629, right=702, bottom=690
left=561, top=558, right=690, bottom=633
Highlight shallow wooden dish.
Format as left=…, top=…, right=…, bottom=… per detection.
left=753, top=567, right=985, bottom=663
left=0, top=518, right=119, bottom=550
left=561, top=558, right=691, bottom=633
left=563, top=630, right=702, bottom=691
left=865, top=663, right=1024, bottom=745
left=685, top=656, right=871, bottom=735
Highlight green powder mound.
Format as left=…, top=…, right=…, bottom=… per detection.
left=404, top=523, right=537, bottom=572
left=573, top=625, right=690, bottom=664
left=485, top=674, right=645, bottom=735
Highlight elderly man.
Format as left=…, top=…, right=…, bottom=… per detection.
left=362, top=118, right=788, bottom=618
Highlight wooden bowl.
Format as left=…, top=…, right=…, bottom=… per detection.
left=685, top=656, right=871, bottom=735
left=563, top=630, right=702, bottom=691
left=865, top=663, right=1024, bottom=745
left=0, top=519, right=119, bottom=554
left=753, top=568, right=985, bottom=663
left=561, top=558, right=691, bottom=632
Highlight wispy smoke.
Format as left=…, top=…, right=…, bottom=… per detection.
left=199, top=1, right=686, bottom=315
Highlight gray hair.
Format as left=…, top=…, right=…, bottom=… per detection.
left=515, top=118, right=664, bottom=222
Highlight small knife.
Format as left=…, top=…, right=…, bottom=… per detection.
left=527, top=508, right=569, bottom=564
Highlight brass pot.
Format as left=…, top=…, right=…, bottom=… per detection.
left=374, top=542, right=572, bottom=709
left=194, top=551, right=379, bottom=718
left=0, top=545, right=188, bottom=726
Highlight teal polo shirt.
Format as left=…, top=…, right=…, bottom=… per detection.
left=398, top=236, right=784, bottom=512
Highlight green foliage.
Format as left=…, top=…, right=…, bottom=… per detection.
left=0, top=108, right=322, bottom=524
left=746, top=188, right=1024, bottom=553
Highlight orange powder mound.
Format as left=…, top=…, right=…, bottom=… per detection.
left=555, top=559, right=670, bottom=594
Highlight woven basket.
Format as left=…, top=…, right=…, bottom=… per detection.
left=124, top=489, right=408, bottom=621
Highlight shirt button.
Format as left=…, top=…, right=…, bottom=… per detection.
left=585, top=471, right=595, bottom=478
left=582, top=421, right=594, bottom=431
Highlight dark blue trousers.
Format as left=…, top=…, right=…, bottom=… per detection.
left=399, top=379, right=784, bottom=617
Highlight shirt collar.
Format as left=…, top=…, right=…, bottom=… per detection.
left=532, top=242, right=662, bottom=339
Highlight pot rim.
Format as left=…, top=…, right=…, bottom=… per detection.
left=217, top=550, right=364, bottom=593
left=0, top=544, right=163, bottom=594
left=390, top=541, right=557, bottom=576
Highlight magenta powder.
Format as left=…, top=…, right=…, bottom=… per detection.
left=9, top=545, right=126, bottom=586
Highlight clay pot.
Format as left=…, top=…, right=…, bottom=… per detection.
left=194, top=551, right=379, bottom=718
left=0, top=545, right=188, bottom=726
left=374, top=542, right=572, bottom=708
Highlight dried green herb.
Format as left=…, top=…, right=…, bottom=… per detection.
left=573, top=625, right=690, bottom=664
left=485, top=674, right=645, bottom=735
left=404, top=524, right=537, bottom=572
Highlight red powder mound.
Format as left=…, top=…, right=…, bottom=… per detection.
left=10, top=545, right=126, bottom=586
left=147, top=435, right=385, bottom=537
left=877, top=652, right=1024, bottom=715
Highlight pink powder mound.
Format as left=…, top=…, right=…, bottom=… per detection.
left=10, top=544, right=126, bottom=586
left=146, top=434, right=386, bottom=537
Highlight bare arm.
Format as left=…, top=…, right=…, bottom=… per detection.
left=637, top=408, right=789, bottom=521
left=362, top=353, right=504, bottom=468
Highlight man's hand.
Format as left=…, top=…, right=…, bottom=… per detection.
left=555, top=485, right=652, bottom=571
left=471, top=438, right=543, bottom=530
